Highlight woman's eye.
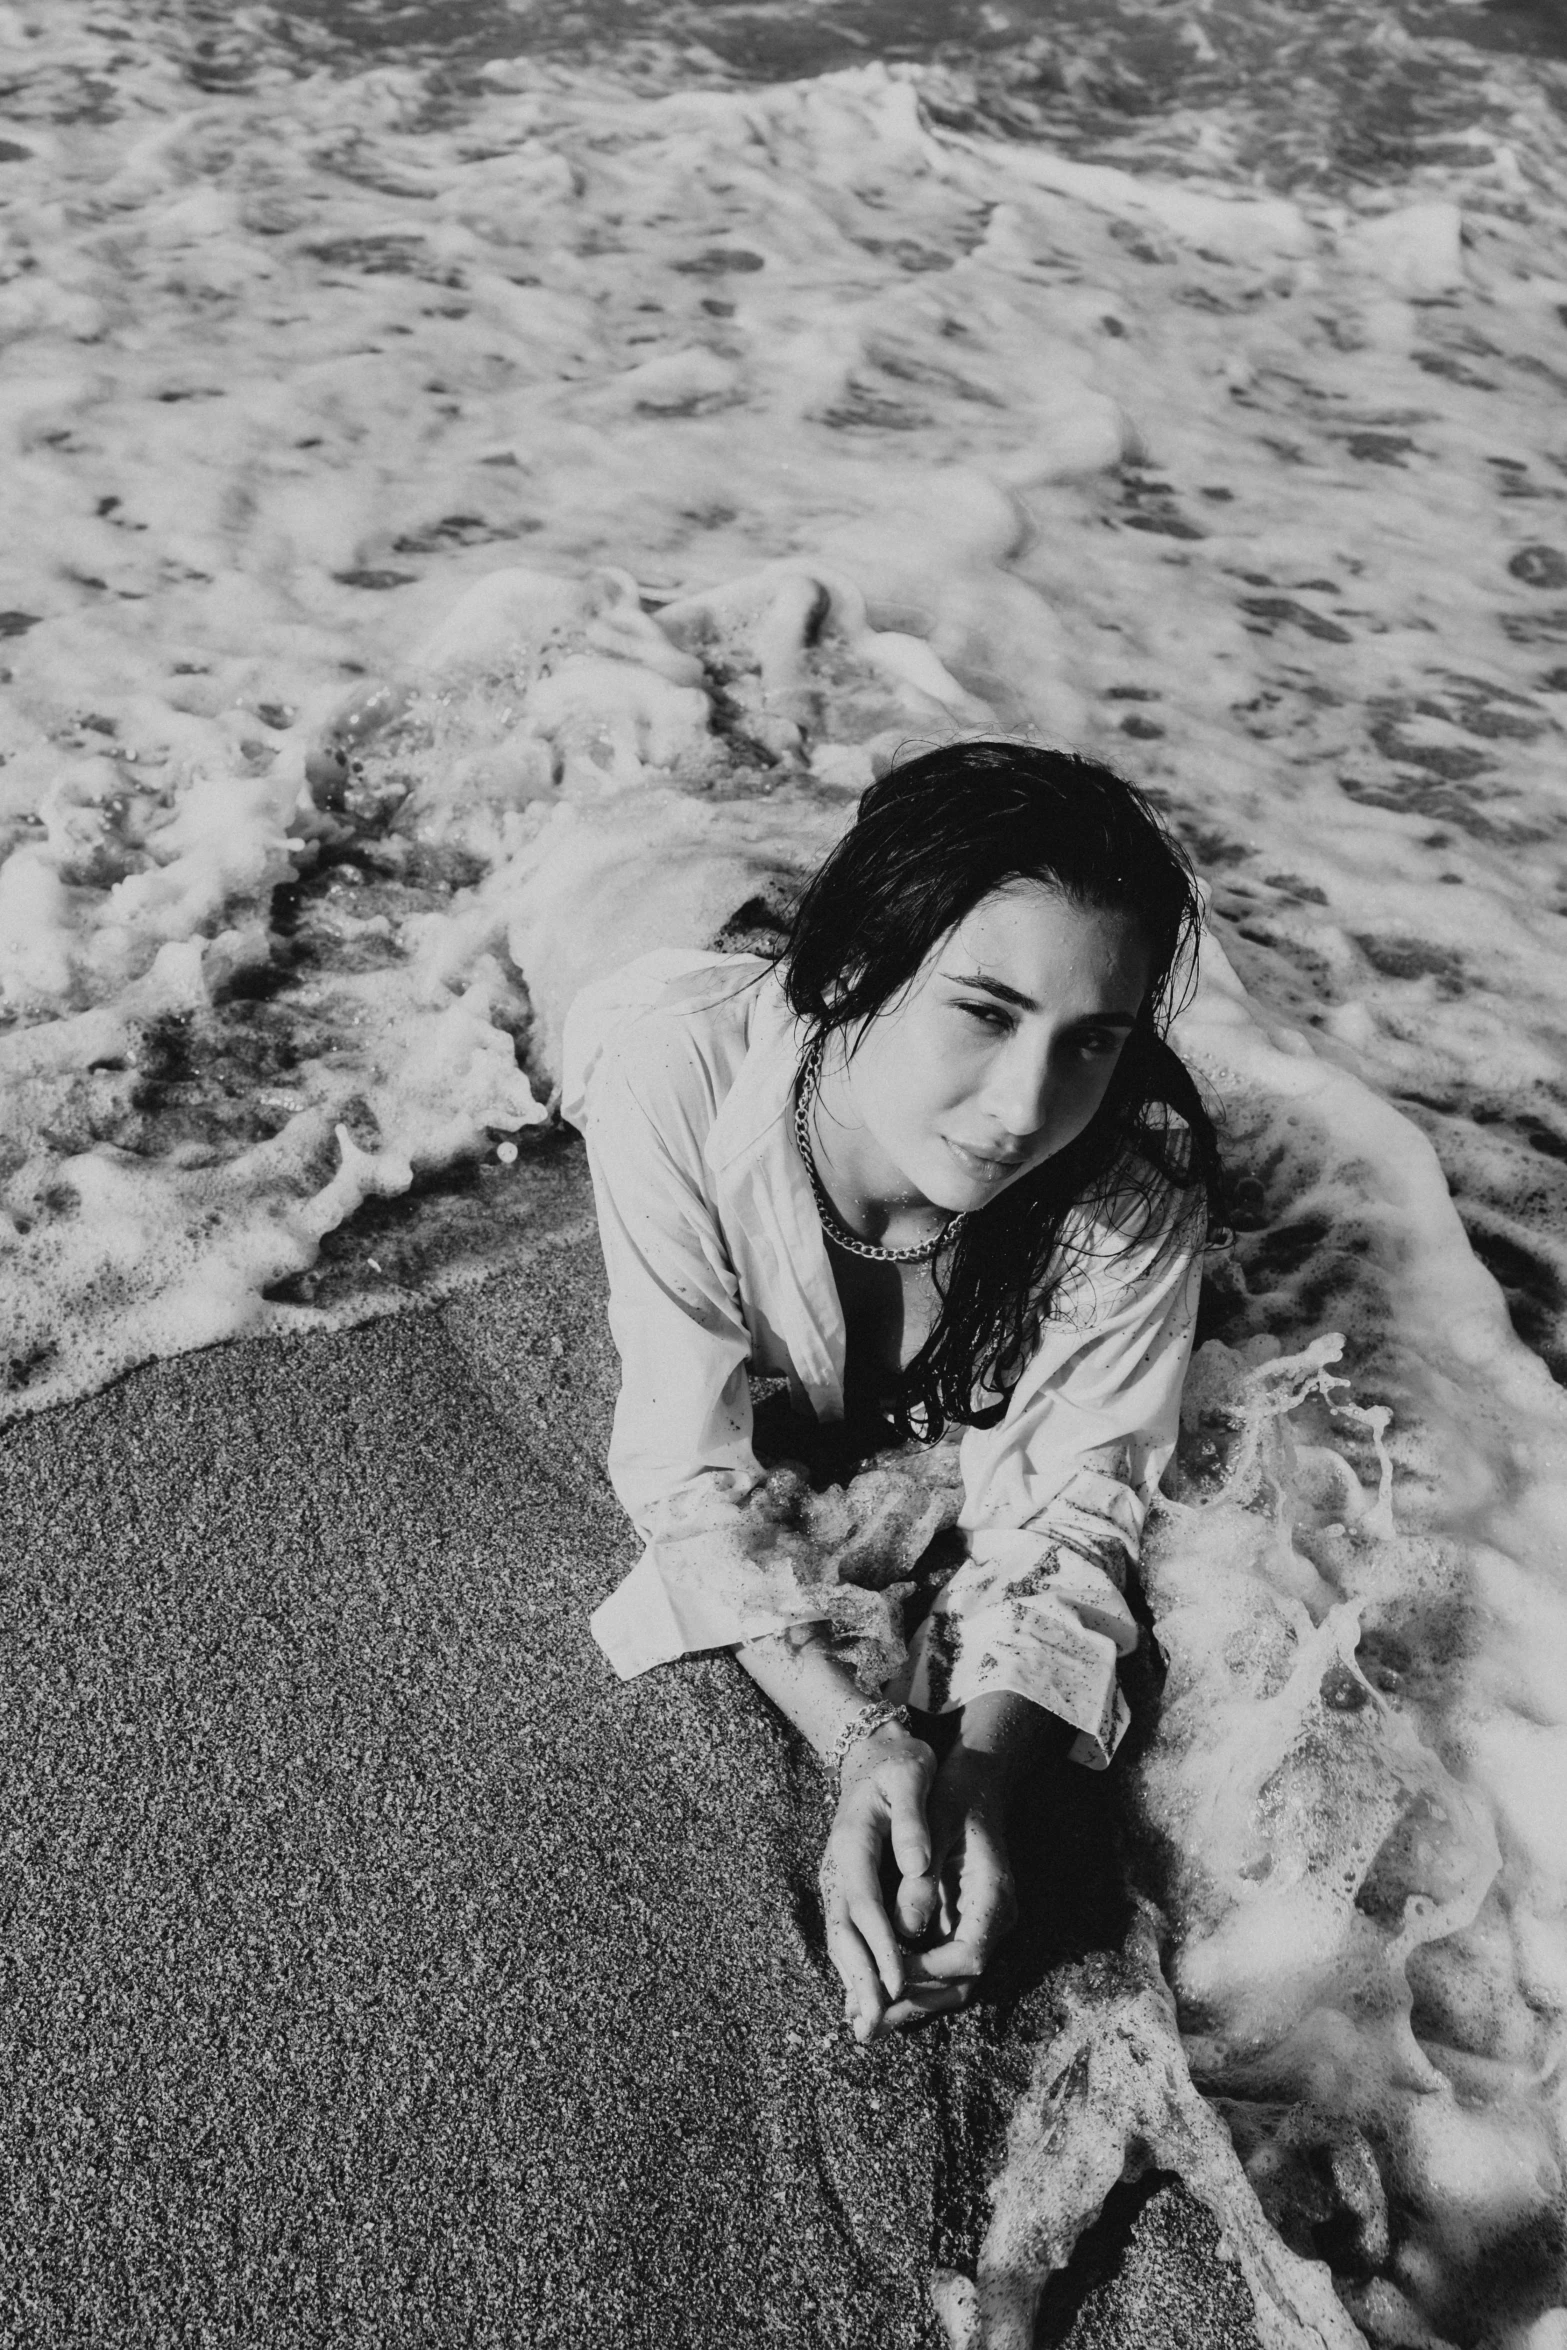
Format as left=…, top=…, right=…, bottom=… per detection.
left=958, top=1001, right=1012, bottom=1031
left=1077, top=1031, right=1123, bottom=1059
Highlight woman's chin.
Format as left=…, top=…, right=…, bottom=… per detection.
left=927, top=1167, right=1022, bottom=1217
left=953, top=1181, right=1017, bottom=1216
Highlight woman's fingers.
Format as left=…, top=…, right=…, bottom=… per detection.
left=882, top=1981, right=971, bottom=2032
left=821, top=1810, right=906, bottom=2015
left=886, top=1765, right=933, bottom=1888
left=824, top=1910, right=890, bottom=2041
left=903, top=1935, right=985, bottom=1985
left=893, top=1868, right=939, bottom=1941
left=905, top=1810, right=1018, bottom=1984
left=848, top=1883, right=907, bottom=2003
left=906, top=1767, right=965, bottom=1944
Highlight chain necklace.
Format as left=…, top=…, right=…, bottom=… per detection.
left=794, top=1034, right=964, bottom=1266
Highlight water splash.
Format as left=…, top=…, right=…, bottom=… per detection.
left=946, top=1313, right=1567, bottom=2348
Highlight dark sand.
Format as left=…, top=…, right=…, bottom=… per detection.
left=0, top=1153, right=1258, bottom=2348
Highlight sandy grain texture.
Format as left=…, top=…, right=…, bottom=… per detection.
left=0, top=1155, right=1255, bottom=2349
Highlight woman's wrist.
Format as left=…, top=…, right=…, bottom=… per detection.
left=736, top=1629, right=931, bottom=1782
left=827, top=1699, right=909, bottom=1781
left=838, top=1713, right=929, bottom=1785
left=947, top=1691, right=1051, bottom=1791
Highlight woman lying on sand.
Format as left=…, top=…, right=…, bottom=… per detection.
left=562, top=742, right=1219, bottom=2044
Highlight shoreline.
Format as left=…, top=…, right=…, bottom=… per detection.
left=0, top=1210, right=1257, bottom=2347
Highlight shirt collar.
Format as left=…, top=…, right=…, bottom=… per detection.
left=703, top=966, right=810, bottom=1177
left=700, top=967, right=844, bottom=1414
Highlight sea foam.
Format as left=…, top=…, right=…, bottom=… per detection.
left=2, top=20, right=1564, bottom=1406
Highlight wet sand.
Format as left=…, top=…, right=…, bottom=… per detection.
left=0, top=1151, right=1258, bottom=2348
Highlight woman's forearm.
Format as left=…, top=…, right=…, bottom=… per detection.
left=739, top=1642, right=1065, bottom=1776
left=747, top=1635, right=1066, bottom=1776
left=736, top=1625, right=890, bottom=1761
left=945, top=1689, right=1060, bottom=1784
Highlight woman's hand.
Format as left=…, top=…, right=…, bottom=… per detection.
left=819, top=1723, right=968, bottom=2043
left=868, top=1692, right=1046, bottom=2032
left=821, top=1729, right=1025, bottom=2040
left=896, top=1745, right=1020, bottom=2012
left=738, top=1632, right=1047, bottom=2041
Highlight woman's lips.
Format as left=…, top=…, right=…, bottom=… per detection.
left=945, top=1136, right=1029, bottom=1181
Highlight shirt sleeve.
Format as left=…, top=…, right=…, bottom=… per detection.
left=566, top=1003, right=828, bottom=1676
left=903, top=1186, right=1203, bottom=1770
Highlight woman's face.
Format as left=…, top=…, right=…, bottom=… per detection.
left=834, top=880, right=1153, bottom=1217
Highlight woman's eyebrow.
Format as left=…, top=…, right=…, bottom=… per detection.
left=943, top=969, right=1039, bottom=1011
left=942, top=970, right=1139, bottom=1025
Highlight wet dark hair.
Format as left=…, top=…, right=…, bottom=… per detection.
left=781, top=740, right=1220, bottom=1443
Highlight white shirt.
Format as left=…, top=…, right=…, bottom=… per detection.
left=560, top=950, right=1202, bottom=1769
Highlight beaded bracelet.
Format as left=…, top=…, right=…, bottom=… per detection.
left=828, top=1701, right=911, bottom=1780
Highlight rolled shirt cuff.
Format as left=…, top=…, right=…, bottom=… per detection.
left=949, top=1526, right=1143, bottom=1641
left=590, top=1534, right=824, bottom=1680
left=903, top=1534, right=1141, bottom=1771
left=590, top=1520, right=1142, bottom=1774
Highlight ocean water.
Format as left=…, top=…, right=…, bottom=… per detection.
left=3, top=0, right=1567, bottom=2341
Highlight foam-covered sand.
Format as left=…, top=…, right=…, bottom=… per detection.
left=5, top=4, right=1567, bottom=2343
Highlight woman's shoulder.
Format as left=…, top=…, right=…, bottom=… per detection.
left=560, top=950, right=778, bottom=1136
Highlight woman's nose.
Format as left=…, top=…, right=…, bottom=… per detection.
left=983, top=1040, right=1057, bottom=1138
